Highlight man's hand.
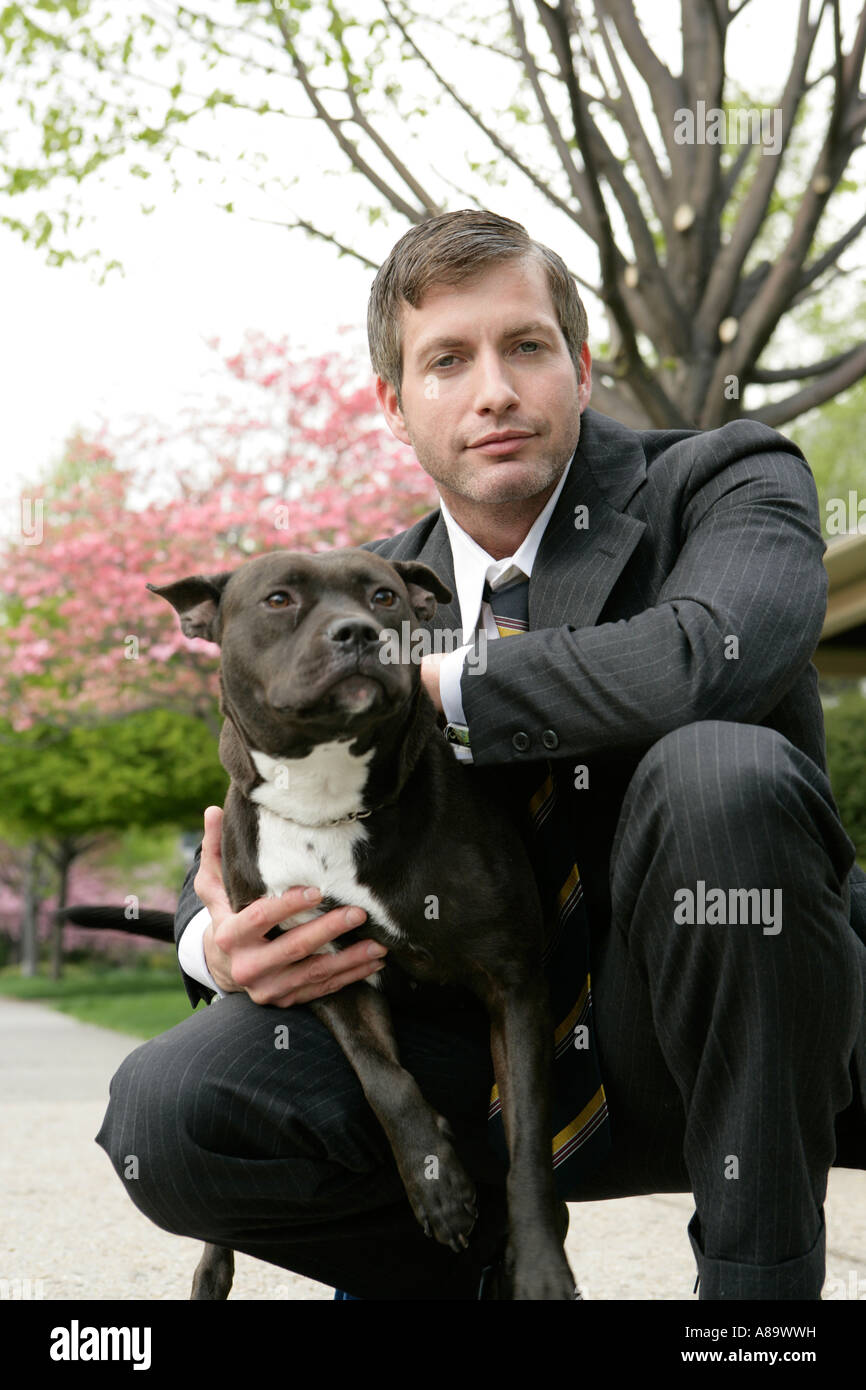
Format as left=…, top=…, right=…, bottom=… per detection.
left=194, top=805, right=388, bottom=1006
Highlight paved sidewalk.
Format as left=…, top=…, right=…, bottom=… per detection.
left=2, top=995, right=864, bottom=1301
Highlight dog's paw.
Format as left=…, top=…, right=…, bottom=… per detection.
left=392, top=1111, right=477, bottom=1252
left=408, top=1160, right=478, bottom=1253
left=401, top=1121, right=477, bottom=1251
left=508, top=1244, right=577, bottom=1301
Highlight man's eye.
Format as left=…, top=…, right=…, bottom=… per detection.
left=516, top=341, right=540, bottom=354
left=372, top=588, right=398, bottom=607
left=265, top=592, right=294, bottom=608
left=432, top=354, right=458, bottom=369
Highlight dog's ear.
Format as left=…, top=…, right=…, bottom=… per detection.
left=146, top=572, right=233, bottom=643
left=390, top=561, right=452, bottom=622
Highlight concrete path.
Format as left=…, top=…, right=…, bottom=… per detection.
left=2, top=995, right=864, bottom=1301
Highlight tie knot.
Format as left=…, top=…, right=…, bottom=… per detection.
left=483, top=573, right=529, bottom=634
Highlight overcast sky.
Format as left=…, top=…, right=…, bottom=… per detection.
left=0, top=0, right=858, bottom=498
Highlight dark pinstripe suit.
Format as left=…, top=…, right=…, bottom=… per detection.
left=97, top=408, right=866, bottom=1299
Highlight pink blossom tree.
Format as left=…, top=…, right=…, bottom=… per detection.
left=0, top=334, right=435, bottom=733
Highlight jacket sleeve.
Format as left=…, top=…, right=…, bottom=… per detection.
left=174, top=844, right=216, bottom=1008
left=459, top=423, right=828, bottom=766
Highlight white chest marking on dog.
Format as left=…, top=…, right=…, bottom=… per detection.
left=250, top=741, right=372, bottom=826
left=248, top=743, right=404, bottom=974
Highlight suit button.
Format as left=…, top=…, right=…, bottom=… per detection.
left=542, top=729, right=559, bottom=750
left=512, top=731, right=531, bottom=752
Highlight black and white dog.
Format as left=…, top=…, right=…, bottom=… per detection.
left=77, top=546, right=577, bottom=1300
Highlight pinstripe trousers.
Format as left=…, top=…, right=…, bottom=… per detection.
left=95, top=721, right=866, bottom=1299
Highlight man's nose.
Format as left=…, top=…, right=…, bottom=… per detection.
left=471, top=349, right=520, bottom=414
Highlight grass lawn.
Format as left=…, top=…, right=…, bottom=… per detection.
left=0, top=963, right=193, bottom=1039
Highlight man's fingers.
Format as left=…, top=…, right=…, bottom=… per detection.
left=267, top=954, right=388, bottom=1008
left=271, top=903, right=374, bottom=963
left=217, top=891, right=372, bottom=958
left=194, top=806, right=229, bottom=909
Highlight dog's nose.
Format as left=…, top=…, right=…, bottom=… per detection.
left=324, top=617, right=381, bottom=650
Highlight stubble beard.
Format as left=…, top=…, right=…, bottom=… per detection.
left=408, top=414, right=582, bottom=509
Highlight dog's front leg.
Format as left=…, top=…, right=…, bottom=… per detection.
left=486, top=979, right=577, bottom=1300
left=310, top=986, right=477, bottom=1252
left=190, top=1243, right=235, bottom=1299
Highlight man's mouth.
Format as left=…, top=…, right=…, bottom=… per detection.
left=468, top=432, right=535, bottom=456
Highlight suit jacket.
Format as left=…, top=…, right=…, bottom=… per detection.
left=359, top=406, right=866, bottom=942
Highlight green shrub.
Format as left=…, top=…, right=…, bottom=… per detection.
left=823, top=690, right=866, bottom=863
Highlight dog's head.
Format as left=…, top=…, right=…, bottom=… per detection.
left=148, top=548, right=452, bottom=750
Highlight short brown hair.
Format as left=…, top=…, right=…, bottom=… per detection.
left=367, top=209, right=588, bottom=408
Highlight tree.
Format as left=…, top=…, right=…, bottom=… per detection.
left=0, top=335, right=436, bottom=732
left=1, top=1, right=865, bottom=429
left=0, top=710, right=228, bottom=975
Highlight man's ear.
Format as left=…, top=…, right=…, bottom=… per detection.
left=146, top=572, right=234, bottom=643
left=390, top=561, right=452, bottom=623
left=375, top=375, right=411, bottom=447
left=578, top=341, right=592, bottom=412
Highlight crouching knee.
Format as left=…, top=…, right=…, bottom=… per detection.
left=95, top=1032, right=216, bottom=1239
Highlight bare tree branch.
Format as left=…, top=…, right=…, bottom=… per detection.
left=246, top=215, right=379, bottom=269
left=750, top=342, right=866, bottom=383
left=679, top=0, right=727, bottom=300
left=601, top=0, right=686, bottom=166
left=382, top=0, right=597, bottom=236
left=591, top=0, right=671, bottom=234
left=537, top=0, right=690, bottom=425
left=794, top=209, right=866, bottom=298
left=697, top=0, right=822, bottom=332
left=588, top=375, right=654, bottom=428
left=270, top=2, right=428, bottom=224
left=788, top=260, right=862, bottom=309
left=742, top=340, right=866, bottom=424
left=719, top=141, right=755, bottom=203
left=504, top=0, right=600, bottom=227
left=326, top=0, right=441, bottom=216
left=711, top=0, right=866, bottom=402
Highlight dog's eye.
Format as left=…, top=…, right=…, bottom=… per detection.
left=265, top=591, right=294, bottom=608
left=372, top=588, right=398, bottom=607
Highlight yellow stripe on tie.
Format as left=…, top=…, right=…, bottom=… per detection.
left=553, top=976, right=590, bottom=1046
left=529, top=772, right=554, bottom=819
left=558, top=863, right=580, bottom=908
left=552, top=1085, right=607, bottom=1157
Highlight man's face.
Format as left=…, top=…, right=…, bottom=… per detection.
left=375, top=255, right=592, bottom=510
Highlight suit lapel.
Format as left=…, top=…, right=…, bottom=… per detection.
left=530, top=411, right=647, bottom=630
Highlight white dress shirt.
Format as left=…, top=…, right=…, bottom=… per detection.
left=178, top=453, right=575, bottom=995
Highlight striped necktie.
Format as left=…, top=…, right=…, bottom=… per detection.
left=482, top=573, right=611, bottom=1195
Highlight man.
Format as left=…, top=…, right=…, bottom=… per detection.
left=96, top=209, right=866, bottom=1301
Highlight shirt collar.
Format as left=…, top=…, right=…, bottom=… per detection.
left=438, top=451, right=574, bottom=641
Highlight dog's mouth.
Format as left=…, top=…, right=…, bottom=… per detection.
left=257, top=640, right=413, bottom=724
left=327, top=671, right=383, bottom=714
left=287, top=656, right=399, bottom=718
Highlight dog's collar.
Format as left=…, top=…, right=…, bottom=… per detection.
left=287, top=797, right=400, bottom=828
